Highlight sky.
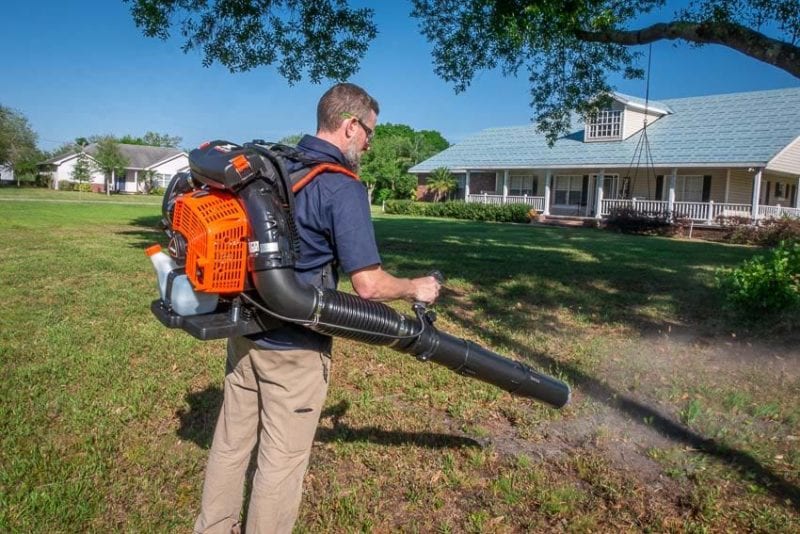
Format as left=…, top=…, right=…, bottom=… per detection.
left=2, top=1, right=798, bottom=152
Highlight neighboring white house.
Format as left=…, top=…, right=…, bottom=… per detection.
left=0, top=164, right=14, bottom=184
left=411, top=87, right=800, bottom=223
left=41, top=144, right=189, bottom=193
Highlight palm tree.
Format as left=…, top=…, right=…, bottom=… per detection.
left=426, top=167, right=457, bottom=202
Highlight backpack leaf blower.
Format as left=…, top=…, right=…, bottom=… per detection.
left=148, top=141, right=571, bottom=409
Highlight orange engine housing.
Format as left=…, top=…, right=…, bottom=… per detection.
left=172, top=190, right=251, bottom=294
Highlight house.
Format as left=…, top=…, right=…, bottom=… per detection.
left=0, top=164, right=14, bottom=184
left=41, top=144, right=189, bottom=193
left=410, top=87, right=800, bottom=223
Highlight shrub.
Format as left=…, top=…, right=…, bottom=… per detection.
left=77, top=183, right=92, bottom=192
left=149, top=186, right=165, bottom=196
left=717, top=241, right=800, bottom=315
left=604, top=207, right=683, bottom=236
left=718, top=216, right=800, bottom=246
left=384, top=200, right=532, bottom=223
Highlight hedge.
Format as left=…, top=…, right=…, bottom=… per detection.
left=384, top=200, right=532, bottom=223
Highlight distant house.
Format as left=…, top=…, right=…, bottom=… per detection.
left=410, top=87, right=800, bottom=223
left=0, top=164, right=14, bottom=184
left=40, top=143, right=189, bottom=193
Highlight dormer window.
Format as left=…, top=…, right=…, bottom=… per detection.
left=586, top=110, right=622, bottom=141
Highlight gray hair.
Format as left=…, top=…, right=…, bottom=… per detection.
left=317, top=83, right=379, bottom=133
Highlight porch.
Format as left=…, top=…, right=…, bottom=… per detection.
left=459, top=167, right=800, bottom=224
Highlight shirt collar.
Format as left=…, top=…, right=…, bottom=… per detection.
left=297, top=135, right=348, bottom=167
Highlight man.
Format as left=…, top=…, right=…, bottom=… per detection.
left=194, top=83, right=441, bottom=534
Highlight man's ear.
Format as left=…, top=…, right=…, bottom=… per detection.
left=342, top=118, right=356, bottom=140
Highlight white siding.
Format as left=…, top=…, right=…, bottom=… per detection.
left=622, top=108, right=664, bottom=140
left=767, top=136, right=800, bottom=175
left=53, top=155, right=105, bottom=190
left=111, top=154, right=189, bottom=193
left=0, top=164, right=14, bottom=182
left=728, top=169, right=754, bottom=205
left=151, top=154, right=189, bottom=177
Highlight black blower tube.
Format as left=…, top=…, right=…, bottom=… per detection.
left=241, top=180, right=570, bottom=408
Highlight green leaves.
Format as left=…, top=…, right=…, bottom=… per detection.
left=125, top=0, right=377, bottom=83
left=717, top=241, right=800, bottom=316
left=360, top=124, right=449, bottom=203
left=0, top=105, right=38, bottom=169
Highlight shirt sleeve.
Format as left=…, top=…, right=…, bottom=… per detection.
left=328, top=179, right=382, bottom=273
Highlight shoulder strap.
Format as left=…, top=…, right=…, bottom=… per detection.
left=291, top=163, right=360, bottom=193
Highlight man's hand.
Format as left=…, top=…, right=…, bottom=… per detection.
left=410, top=275, right=440, bottom=305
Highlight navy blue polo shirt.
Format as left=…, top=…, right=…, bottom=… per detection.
left=249, top=135, right=381, bottom=351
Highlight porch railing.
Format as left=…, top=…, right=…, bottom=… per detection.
left=759, top=205, right=800, bottom=219
left=467, top=193, right=545, bottom=211
left=600, top=199, right=798, bottom=223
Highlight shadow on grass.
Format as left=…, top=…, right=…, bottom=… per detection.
left=448, top=309, right=800, bottom=510
left=177, top=390, right=479, bottom=451
left=123, top=215, right=167, bottom=250
left=372, top=217, right=798, bottom=344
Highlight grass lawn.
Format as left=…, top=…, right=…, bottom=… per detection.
left=1, top=188, right=798, bottom=532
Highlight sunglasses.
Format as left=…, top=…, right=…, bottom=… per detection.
left=341, top=112, right=374, bottom=142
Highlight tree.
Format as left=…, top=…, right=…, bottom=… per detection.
left=126, top=1, right=799, bottom=144
left=92, top=136, right=129, bottom=196
left=412, top=0, right=800, bottom=143
left=426, top=167, right=458, bottom=202
left=360, top=123, right=450, bottom=203
left=0, top=105, right=39, bottom=185
left=277, top=133, right=305, bottom=146
left=124, top=0, right=376, bottom=83
left=70, top=151, right=93, bottom=190
left=117, top=131, right=182, bottom=147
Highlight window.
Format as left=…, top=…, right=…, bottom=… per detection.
left=596, top=174, right=621, bottom=199
left=775, top=182, right=788, bottom=199
left=156, top=173, right=171, bottom=188
left=586, top=110, right=622, bottom=141
left=554, top=175, right=583, bottom=205
left=675, top=175, right=703, bottom=202
left=509, top=174, right=537, bottom=195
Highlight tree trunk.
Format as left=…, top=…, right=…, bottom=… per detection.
left=108, top=170, right=114, bottom=196
left=576, top=21, right=800, bottom=78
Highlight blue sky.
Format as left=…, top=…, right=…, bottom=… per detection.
left=2, top=1, right=797, bottom=152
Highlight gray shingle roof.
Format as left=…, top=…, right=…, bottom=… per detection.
left=43, top=143, right=185, bottom=169
left=410, top=87, right=800, bottom=173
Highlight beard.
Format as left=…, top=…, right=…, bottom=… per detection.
left=344, top=138, right=362, bottom=173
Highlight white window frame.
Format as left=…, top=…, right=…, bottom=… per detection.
left=156, top=173, right=171, bottom=188
left=554, top=175, right=583, bottom=206
left=586, top=110, right=622, bottom=141
left=509, top=173, right=537, bottom=196
left=594, top=174, right=621, bottom=199
left=675, top=175, right=704, bottom=202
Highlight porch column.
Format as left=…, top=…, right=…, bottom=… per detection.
left=668, top=168, right=677, bottom=219
left=543, top=170, right=552, bottom=215
left=503, top=169, right=509, bottom=200
left=751, top=168, right=762, bottom=220
left=134, top=170, right=139, bottom=193
left=594, top=170, right=604, bottom=219
left=465, top=170, right=471, bottom=200
left=724, top=169, right=730, bottom=203
left=796, top=176, right=800, bottom=208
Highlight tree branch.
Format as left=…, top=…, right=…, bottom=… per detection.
left=577, top=21, right=800, bottom=78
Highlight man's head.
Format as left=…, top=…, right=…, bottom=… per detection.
left=316, top=83, right=379, bottom=171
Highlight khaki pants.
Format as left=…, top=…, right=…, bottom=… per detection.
left=194, top=337, right=331, bottom=534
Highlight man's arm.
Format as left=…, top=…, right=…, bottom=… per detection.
left=350, top=264, right=440, bottom=304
